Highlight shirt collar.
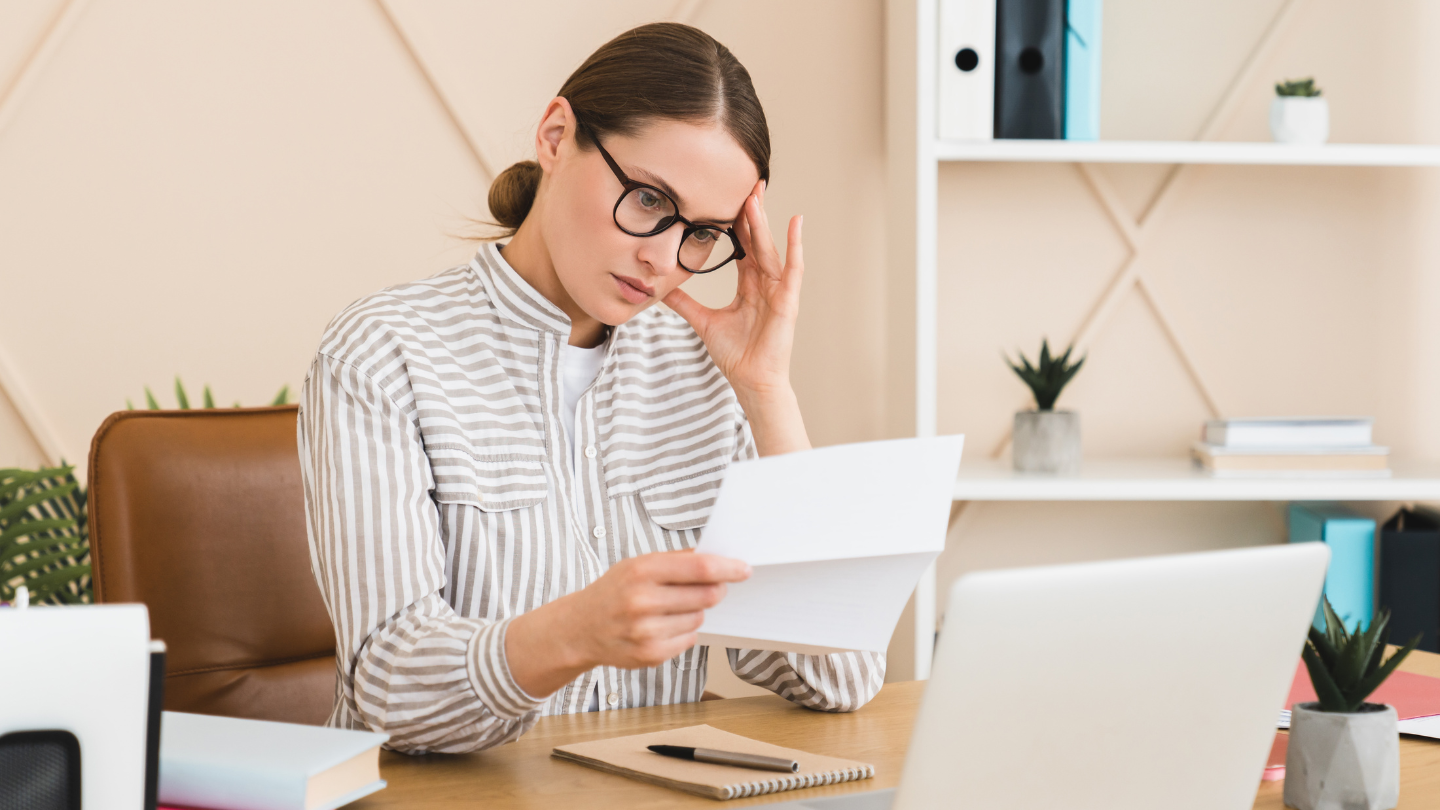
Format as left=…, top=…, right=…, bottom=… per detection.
left=469, top=242, right=572, bottom=335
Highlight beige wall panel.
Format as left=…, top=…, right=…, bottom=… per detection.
left=0, top=0, right=487, bottom=471
left=0, top=386, right=48, bottom=470
left=693, top=0, right=888, bottom=447
left=935, top=161, right=1131, bottom=453
left=381, top=0, right=679, bottom=177
left=0, top=0, right=65, bottom=98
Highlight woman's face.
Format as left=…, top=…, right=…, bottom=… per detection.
left=539, top=112, right=760, bottom=328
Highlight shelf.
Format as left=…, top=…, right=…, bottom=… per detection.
left=934, top=139, right=1440, bottom=167
left=953, top=458, right=1440, bottom=502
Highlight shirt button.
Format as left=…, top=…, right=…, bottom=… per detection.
left=607, top=692, right=620, bottom=707
left=584, top=445, right=598, bottom=459
left=593, top=526, right=607, bottom=539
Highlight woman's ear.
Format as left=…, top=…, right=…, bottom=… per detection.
left=534, top=97, right=577, bottom=173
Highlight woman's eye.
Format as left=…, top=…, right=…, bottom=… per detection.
left=637, top=190, right=663, bottom=210
left=692, top=229, right=717, bottom=244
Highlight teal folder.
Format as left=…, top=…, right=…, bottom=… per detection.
left=1289, top=503, right=1376, bottom=631
left=1064, top=0, right=1101, bottom=140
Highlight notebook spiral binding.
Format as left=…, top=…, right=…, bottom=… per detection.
left=721, top=764, right=876, bottom=800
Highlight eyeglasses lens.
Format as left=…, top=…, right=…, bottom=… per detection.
left=679, top=229, right=737, bottom=273
left=617, top=187, right=677, bottom=234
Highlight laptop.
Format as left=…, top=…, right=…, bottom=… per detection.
left=767, top=542, right=1329, bottom=810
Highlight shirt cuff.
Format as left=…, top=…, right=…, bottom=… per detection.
left=465, top=616, right=545, bottom=721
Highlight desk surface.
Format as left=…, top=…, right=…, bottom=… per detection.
left=356, top=651, right=1440, bottom=809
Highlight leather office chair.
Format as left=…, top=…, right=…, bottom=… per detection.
left=87, top=406, right=335, bottom=725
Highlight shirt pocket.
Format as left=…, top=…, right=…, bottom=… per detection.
left=433, top=455, right=549, bottom=512
left=633, top=465, right=727, bottom=552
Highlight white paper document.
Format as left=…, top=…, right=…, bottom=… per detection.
left=695, top=435, right=965, bottom=655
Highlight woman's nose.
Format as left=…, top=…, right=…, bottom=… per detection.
left=635, top=225, right=685, bottom=275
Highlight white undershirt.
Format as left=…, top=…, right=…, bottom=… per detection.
left=559, top=341, right=606, bottom=476
left=559, top=341, right=607, bottom=712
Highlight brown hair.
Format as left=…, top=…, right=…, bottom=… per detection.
left=487, top=23, right=770, bottom=232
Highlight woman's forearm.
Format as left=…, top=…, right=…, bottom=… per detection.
left=736, top=383, right=811, bottom=457
left=505, top=595, right=593, bottom=699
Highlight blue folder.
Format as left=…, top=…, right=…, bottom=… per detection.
left=1064, top=0, right=1102, bottom=140
left=1289, top=503, right=1376, bottom=632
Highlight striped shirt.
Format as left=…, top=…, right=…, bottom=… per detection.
left=297, top=243, right=885, bottom=754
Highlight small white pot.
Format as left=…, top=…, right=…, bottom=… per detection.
left=1284, top=702, right=1399, bottom=810
left=1270, top=96, right=1330, bottom=144
left=1012, top=410, right=1080, bottom=474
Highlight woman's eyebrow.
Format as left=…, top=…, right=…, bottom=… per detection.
left=632, top=166, right=735, bottom=226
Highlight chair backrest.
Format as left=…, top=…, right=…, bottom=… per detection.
left=87, top=406, right=335, bottom=725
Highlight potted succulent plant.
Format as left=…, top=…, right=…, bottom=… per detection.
left=1285, top=596, right=1420, bottom=810
left=1005, top=339, right=1085, bottom=474
left=1271, top=77, right=1329, bottom=145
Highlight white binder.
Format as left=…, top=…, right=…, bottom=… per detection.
left=937, top=0, right=996, bottom=141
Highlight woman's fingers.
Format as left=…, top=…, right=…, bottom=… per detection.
left=662, top=287, right=713, bottom=334
left=781, top=214, right=805, bottom=295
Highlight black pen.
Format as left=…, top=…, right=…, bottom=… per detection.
left=648, top=744, right=799, bottom=773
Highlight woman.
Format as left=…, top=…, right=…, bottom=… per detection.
left=298, top=22, right=884, bottom=754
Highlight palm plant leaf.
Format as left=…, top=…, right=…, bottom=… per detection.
left=271, top=384, right=290, bottom=406
left=0, top=465, right=90, bottom=605
left=175, top=377, right=190, bottom=409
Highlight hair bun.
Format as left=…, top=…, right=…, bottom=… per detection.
left=488, top=160, right=542, bottom=230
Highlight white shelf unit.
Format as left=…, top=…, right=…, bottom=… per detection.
left=954, top=459, right=1440, bottom=502
left=936, top=139, right=1440, bottom=166
left=886, top=0, right=1440, bottom=681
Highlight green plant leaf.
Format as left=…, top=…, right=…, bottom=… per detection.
left=3, top=545, right=88, bottom=582
left=1302, top=639, right=1350, bottom=712
left=1350, top=633, right=1422, bottom=708
left=175, top=377, right=190, bottom=410
left=145, top=386, right=161, bottom=410
left=126, top=398, right=135, bottom=410
left=203, top=385, right=216, bottom=409
left=16, top=563, right=91, bottom=605
left=1321, top=596, right=1349, bottom=653
left=271, top=384, right=290, bottom=406
left=0, top=515, right=77, bottom=549
left=0, top=482, right=77, bottom=525
left=1307, top=624, right=1340, bottom=672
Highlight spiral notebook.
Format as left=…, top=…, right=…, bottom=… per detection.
left=551, top=724, right=874, bottom=801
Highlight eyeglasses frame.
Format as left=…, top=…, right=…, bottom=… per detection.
left=577, top=118, right=746, bottom=274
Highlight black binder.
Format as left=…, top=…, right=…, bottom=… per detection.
left=994, top=0, right=1067, bottom=139
left=1379, top=508, right=1440, bottom=653
left=144, top=642, right=167, bottom=810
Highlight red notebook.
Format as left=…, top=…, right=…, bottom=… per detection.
left=1283, top=662, right=1440, bottom=719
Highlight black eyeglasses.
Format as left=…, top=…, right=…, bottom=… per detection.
left=578, top=118, right=745, bottom=274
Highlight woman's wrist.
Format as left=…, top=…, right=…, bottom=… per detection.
left=736, top=383, right=811, bottom=457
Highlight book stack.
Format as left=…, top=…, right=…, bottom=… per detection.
left=937, top=0, right=1102, bottom=141
left=1191, top=417, right=1390, bottom=478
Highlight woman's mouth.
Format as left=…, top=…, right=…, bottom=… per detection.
left=612, top=274, right=655, bottom=304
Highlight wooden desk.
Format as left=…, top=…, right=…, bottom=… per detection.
left=355, top=651, right=1440, bottom=809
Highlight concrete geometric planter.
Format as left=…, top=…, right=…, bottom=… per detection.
left=1284, top=702, right=1399, bottom=810
left=1013, top=410, right=1081, bottom=474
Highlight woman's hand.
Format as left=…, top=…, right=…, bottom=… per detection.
left=663, top=181, right=812, bottom=456
left=505, top=551, right=751, bottom=699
